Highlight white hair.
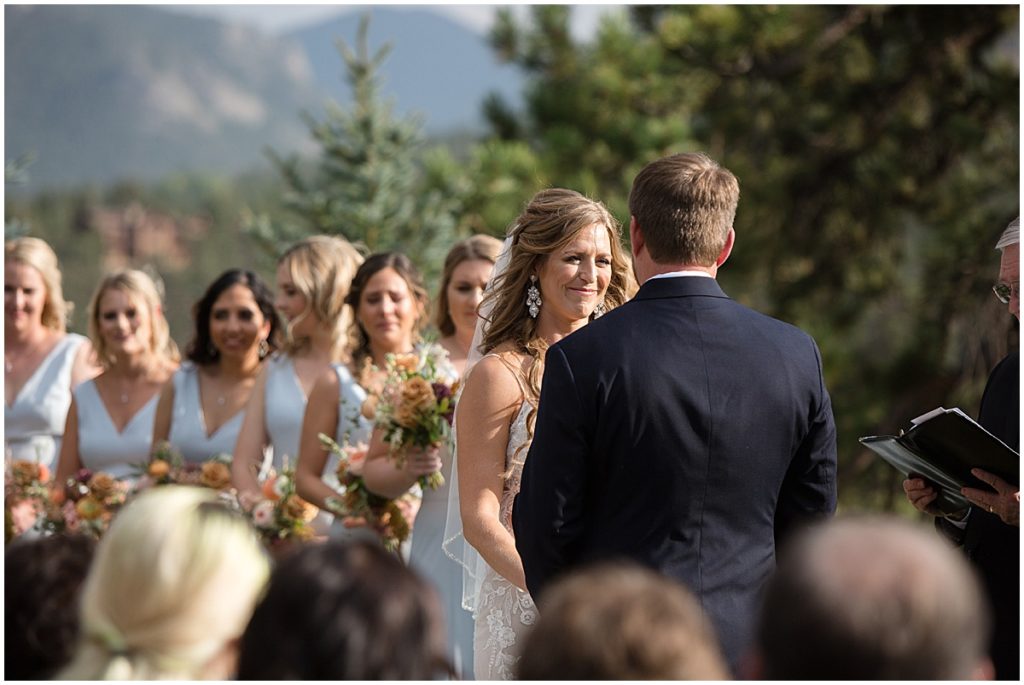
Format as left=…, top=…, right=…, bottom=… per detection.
left=995, top=217, right=1019, bottom=250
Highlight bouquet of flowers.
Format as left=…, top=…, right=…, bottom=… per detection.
left=53, top=469, right=131, bottom=540
left=134, top=442, right=234, bottom=493
left=319, top=433, right=417, bottom=553
left=4, top=460, right=57, bottom=542
left=238, top=460, right=318, bottom=546
left=371, top=345, right=458, bottom=490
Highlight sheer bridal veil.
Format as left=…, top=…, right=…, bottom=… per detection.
left=441, top=230, right=515, bottom=615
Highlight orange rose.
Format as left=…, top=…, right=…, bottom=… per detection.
left=200, top=462, right=232, bottom=490
left=37, top=464, right=51, bottom=484
left=50, top=485, right=66, bottom=506
left=87, top=473, right=118, bottom=502
left=148, top=459, right=171, bottom=480
left=261, top=475, right=280, bottom=501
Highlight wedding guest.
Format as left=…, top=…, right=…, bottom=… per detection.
left=152, top=269, right=279, bottom=463
left=749, top=516, right=993, bottom=679
left=517, top=562, right=729, bottom=680
left=903, top=216, right=1020, bottom=679
left=54, top=269, right=178, bottom=484
left=236, top=539, right=451, bottom=680
left=513, top=153, right=837, bottom=672
left=443, top=188, right=636, bottom=679
left=5, top=237, right=99, bottom=469
left=296, top=252, right=427, bottom=539
left=231, top=236, right=363, bottom=509
left=434, top=234, right=503, bottom=376
left=59, top=486, right=269, bottom=680
left=361, top=237, right=500, bottom=677
left=5, top=533, right=96, bottom=680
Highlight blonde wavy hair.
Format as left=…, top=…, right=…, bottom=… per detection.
left=480, top=188, right=636, bottom=454
left=59, top=487, right=270, bottom=680
left=87, top=269, right=179, bottom=370
left=5, top=236, right=72, bottom=333
left=278, top=235, right=364, bottom=361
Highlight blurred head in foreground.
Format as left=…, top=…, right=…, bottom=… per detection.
left=60, top=486, right=269, bottom=680
left=517, top=561, right=729, bottom=680
left=237, top=539, right=451, bottom=680
left=751, top=515, right=993, bottom=680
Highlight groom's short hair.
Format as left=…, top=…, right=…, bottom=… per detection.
left=755, top=515, right=991, bottom=680
left=628, top=152, right=739, bottom=267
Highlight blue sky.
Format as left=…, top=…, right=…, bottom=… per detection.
left=159, top=4, right=623, bottom=40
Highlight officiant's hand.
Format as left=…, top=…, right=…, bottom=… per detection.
left=903, top=477, right=943, bottom=516
left=961, top=468, right=1020, bottom=527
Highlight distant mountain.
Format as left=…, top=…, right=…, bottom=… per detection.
left=4, top=5, right=523, bottom=192
left=5, top=5, right=320, bottom=191
left=286, top=6, right=524, bottom=134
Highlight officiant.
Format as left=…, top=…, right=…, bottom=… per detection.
left=902, top=216, right=1019, bottom=680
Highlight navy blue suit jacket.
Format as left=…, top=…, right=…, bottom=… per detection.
left=512, top=276, right=837, bottom=670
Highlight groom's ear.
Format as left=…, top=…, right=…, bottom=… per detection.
left=629, top=216, right=644, bottom=260
left=715, top=228, right=735, bottom=268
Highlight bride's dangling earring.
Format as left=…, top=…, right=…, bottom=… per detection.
left=526, top=276, right=542, bottom=319
left=593, top=301, right=607, bottom=319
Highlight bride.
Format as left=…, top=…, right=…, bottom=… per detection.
left=444, top=188, right=636, bottom=679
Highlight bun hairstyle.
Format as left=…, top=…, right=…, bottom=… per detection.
left=277, top=235, right=364, bottom=361
left=60, top=487, right=269, bottom=680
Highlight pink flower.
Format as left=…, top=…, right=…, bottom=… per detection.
left=252, top=500, right=276, bottom=529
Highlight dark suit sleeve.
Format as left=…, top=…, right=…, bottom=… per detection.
left=775, top=338, right=838, bottom=548
left=513, top=344, right=589, bottom=600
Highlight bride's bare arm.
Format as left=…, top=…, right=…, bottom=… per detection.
left=457, top=354, right=528, bottom=591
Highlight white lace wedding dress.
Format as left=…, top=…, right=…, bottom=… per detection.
left=472, top=393, right=538, bottom=680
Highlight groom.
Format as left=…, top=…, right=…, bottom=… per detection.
left=513, top=152, right=837, bottom=671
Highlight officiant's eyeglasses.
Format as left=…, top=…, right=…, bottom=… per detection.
left=992, top=281, right=1019, bottom=304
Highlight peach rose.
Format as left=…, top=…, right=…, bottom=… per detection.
left=395, top=377, right=435, bottom=428
left=392, top=353, right=420, bottom=375
left=200, top=461, right=232, bottom=490
left=87, top=473, right=118, bottom=502
left=282, top=494, right=317, bottom=523
left=10, top=460, right=42, bottom=488
left=148, top=459, right=171, bottom=480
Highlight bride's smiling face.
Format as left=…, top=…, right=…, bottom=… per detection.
left=535, top=223, right=612, bottom=326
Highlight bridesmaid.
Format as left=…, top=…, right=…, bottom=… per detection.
left=361, top=236, right=501, bottom=679
left=5, top=237, right=99, bottom=469
left=55, top=270, right=179, bottom=483
left=230, top=236, right=363, bottom=502
left=152, top=269, right=280, bottom=463
left=295, top=253, right=429, bottom=538
left=434, top=234, right=503, bottom=376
